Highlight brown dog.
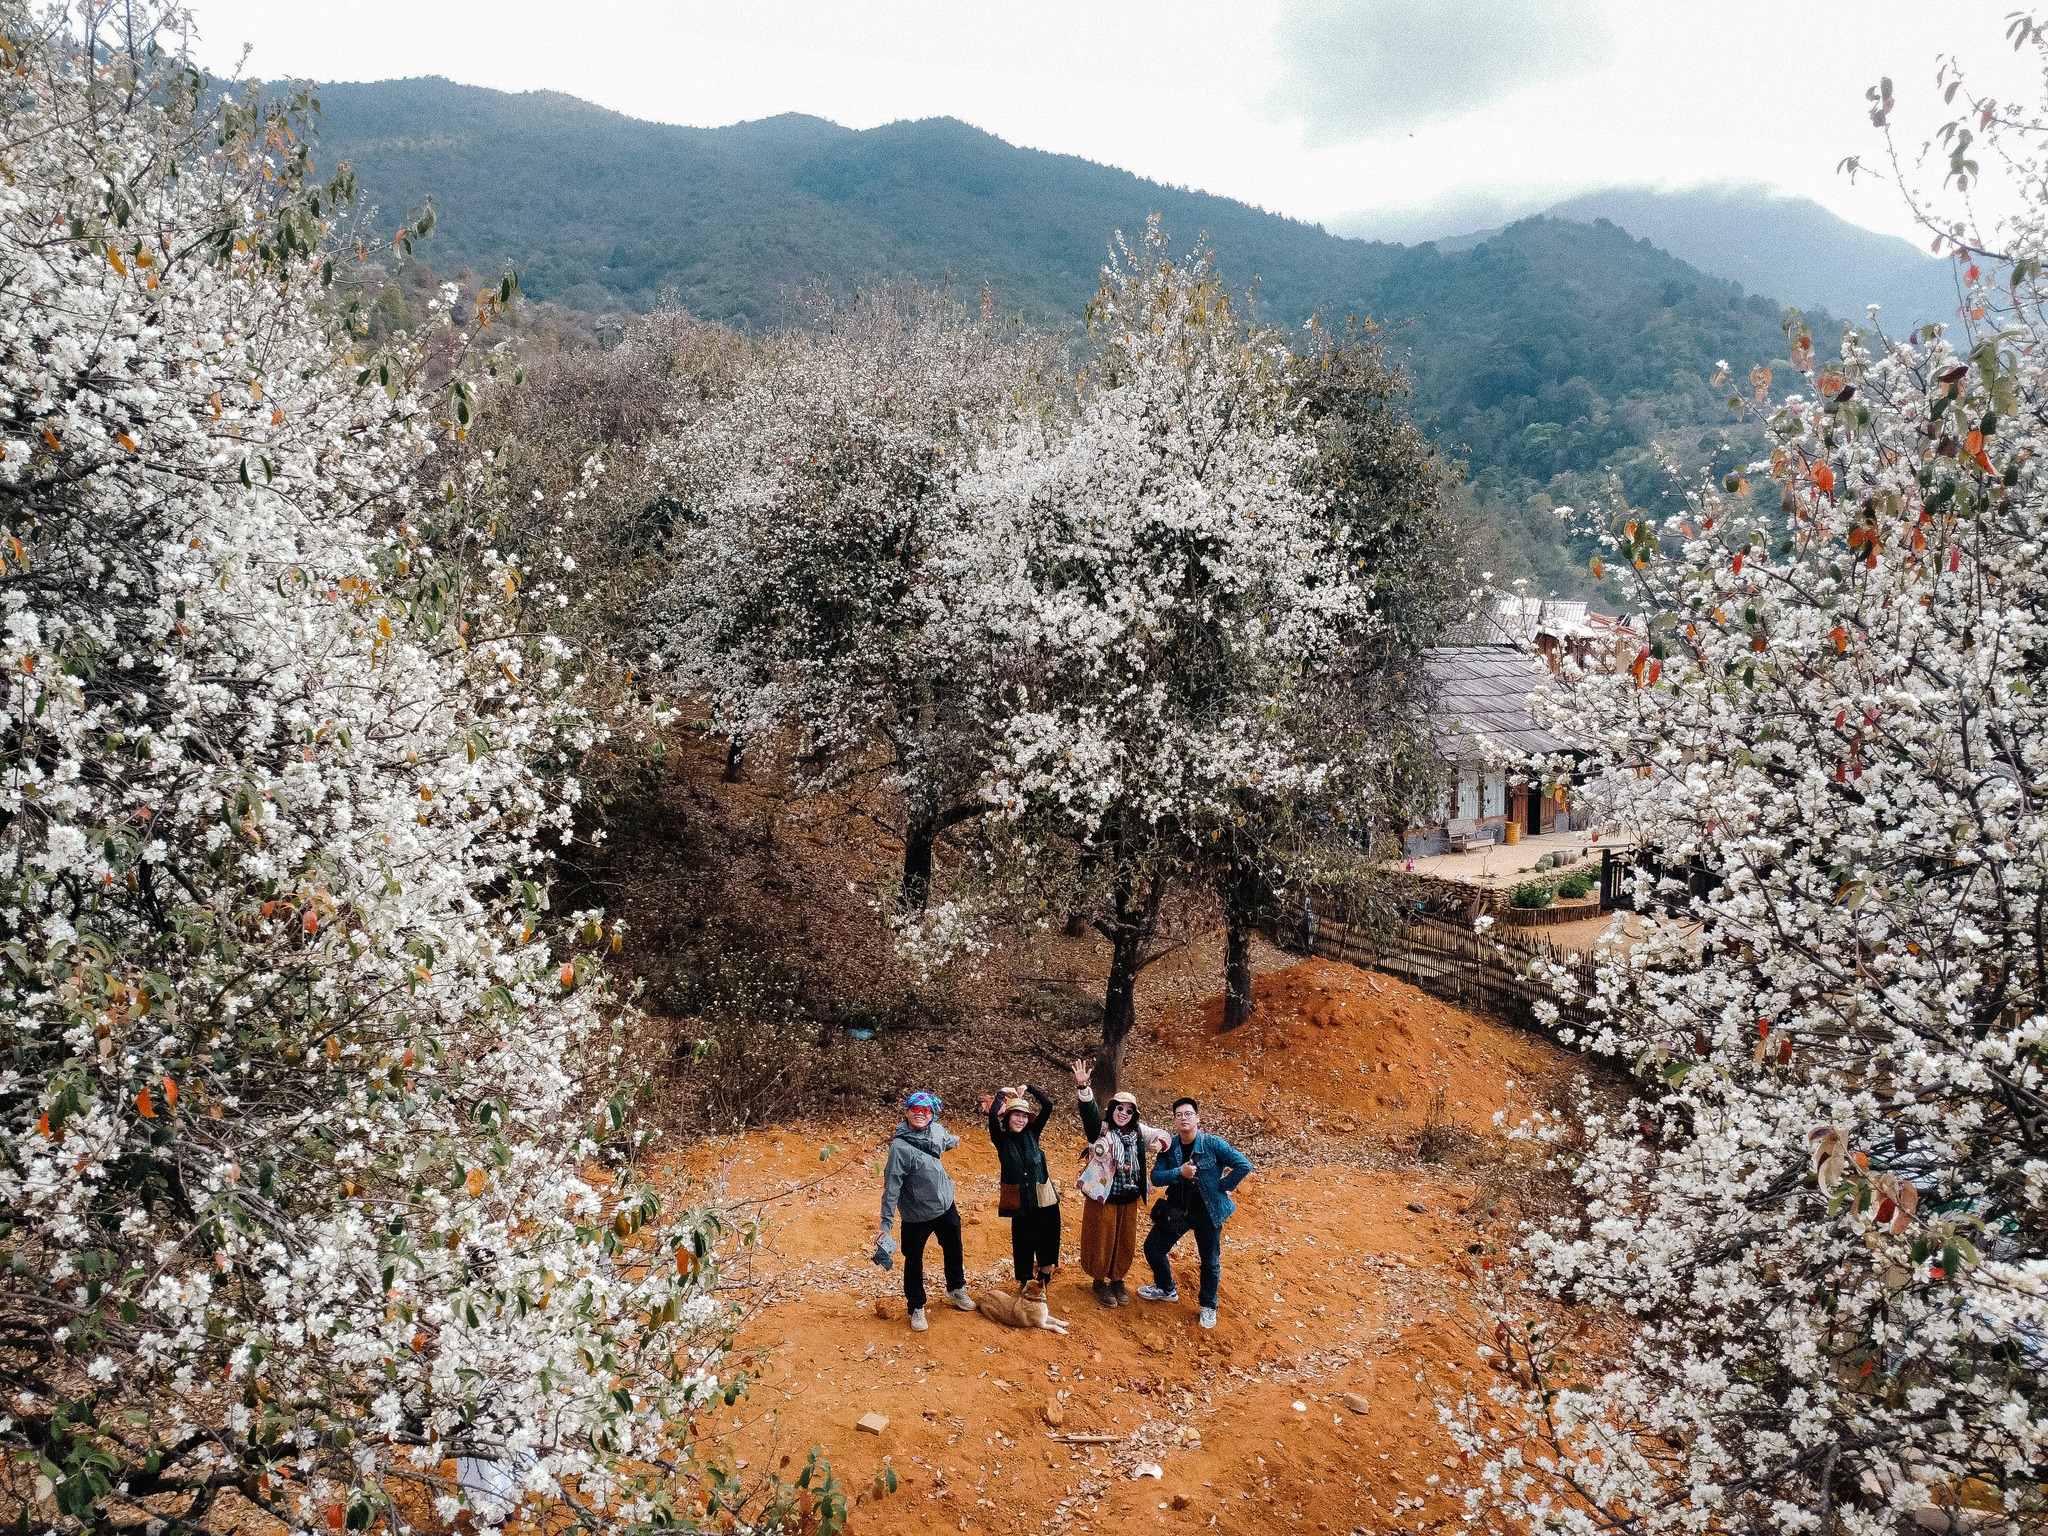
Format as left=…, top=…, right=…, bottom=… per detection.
left=971, top=1288, right=1071, bottom=1335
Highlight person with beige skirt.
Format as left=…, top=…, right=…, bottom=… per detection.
left=1071, top=1058, right=1169, bottom=1307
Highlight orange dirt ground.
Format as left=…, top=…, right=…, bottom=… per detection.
left=665, top=959, right=1584, bottom=1535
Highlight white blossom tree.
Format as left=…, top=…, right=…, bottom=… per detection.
left=0, top=9, right=795, bottom=1533
left=664, top=286, right=1052, bottom=911
left=964, top=222, right=1359, bottom=1074
left=1462, top=37, right=2048, bottom=1536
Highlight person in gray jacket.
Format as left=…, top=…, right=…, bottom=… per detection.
left=875, top=1090, right=977, bottom=1331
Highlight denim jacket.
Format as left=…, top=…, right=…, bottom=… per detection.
left=1149, top=1131, right=1254, bottom=1226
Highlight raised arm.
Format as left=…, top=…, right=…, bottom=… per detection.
left=1077, top=1092, right=1103, bottom=1142
left=1025, top=1083, right=1053, bottom=1136
left=1073, top=1059, right=1102, bottom=1141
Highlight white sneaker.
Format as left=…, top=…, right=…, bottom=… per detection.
left=909, top=1307, right=928, bottom=1331
left=947, top=1288, right=976, bottom=1311
left=1137, top=1284, right=1178, bottom=1303
left=1199, top=1307, right=1218, bottom=1329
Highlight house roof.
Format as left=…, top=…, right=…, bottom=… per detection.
left=1425, top=644, right=1575, bottom=761
left=1440, top=591, right=1641, bottom=649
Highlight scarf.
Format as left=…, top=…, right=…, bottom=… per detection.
left=1107, top=1122, right=1143, bottom=1198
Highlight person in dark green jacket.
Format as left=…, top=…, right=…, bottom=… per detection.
left=986, top=1083, right=1059, bottom=1295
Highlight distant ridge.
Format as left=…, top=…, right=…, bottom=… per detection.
left=308, top=77, right=1818, bottom=595
left=1543, top=185, right=1958, bottom=332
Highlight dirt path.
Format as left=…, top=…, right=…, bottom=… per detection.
left=668, top=959, right=1582, bottom=1534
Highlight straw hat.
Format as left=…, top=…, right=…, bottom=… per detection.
left=999, top=1094, right=1033, bottom=1117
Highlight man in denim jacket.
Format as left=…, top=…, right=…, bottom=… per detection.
left=1137, top=1097, right=1254, bottom=1329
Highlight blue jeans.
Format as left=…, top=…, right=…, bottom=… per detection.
left=1144, top=1206, right=1222, bottom=1308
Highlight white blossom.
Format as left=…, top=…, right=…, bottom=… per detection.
left=0, top=11, right=741, bottom=1532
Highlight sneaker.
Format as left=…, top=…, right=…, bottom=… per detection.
left=947, top=1288, right=976, bottom=1312
left=1199, top=1307, right=1218, bottom=1329
left=908, top=1307, right=928, bottom=1331
left=1136, top=1284, right=1178, bottom=1303
left=1110, top=1281, right=1130, bottom=1308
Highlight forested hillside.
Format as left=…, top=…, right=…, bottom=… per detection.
left=312, top=77, right=1814, bottom=592
left=1544, top=185, right=1958, bottom=330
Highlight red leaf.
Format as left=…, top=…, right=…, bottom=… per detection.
left=135, top=1087, right=155, bottom=1119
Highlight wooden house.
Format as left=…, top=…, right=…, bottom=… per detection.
left=1401, top=593, right=1634, bottom=856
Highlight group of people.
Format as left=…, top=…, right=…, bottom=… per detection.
left=873, top=1060, right=1254, bottom=1332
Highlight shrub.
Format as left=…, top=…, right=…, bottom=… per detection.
left=1509, top=882, right=1555, bottom=908
left=1556, top=870, right=1596, bottom=899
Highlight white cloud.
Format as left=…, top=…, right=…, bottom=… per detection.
left=1264, top=0, right=1611, bottom=145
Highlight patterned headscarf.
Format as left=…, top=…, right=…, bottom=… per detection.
left=904, top=1091, right=942, bottom=1115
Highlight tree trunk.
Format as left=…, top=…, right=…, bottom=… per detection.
left=722, top=735, right=746, bottom=783
left=1222, top=922, right=1254, bottom=1032
left=1097, top=865, right=1165, bottom=1092
left=1100, top=922, right=1143, bottom=1093
left=903, top=818, right=936, bottom=913
left=900, top=802, right=985, bottom=913
left=1220, top=862, right=1263, bottom=1032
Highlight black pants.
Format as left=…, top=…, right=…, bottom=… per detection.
left=900, top=1204, right=966, bottom=1311
left=1144, top=1205, right=1223, bottom=1308
left=1008, top=1202, right=1061, bottom=1282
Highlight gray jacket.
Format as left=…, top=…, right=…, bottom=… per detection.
left=879, top=1120, right=959, bottom=1228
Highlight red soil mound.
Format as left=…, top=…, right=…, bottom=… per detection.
left=659, top=958, right=1575, bottom=1534
left=1144, top=958, right=1568, bottom=1140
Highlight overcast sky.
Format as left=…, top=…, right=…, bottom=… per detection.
left=184, top=0, right=2036, bottom=247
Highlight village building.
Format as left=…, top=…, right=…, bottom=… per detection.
left=1402, top=591, right=1637, bottom=857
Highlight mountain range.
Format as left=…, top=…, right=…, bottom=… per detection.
left=1540, top=186, right=1954, bottom=334
left=305, top=77, right=1949, bottom=594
